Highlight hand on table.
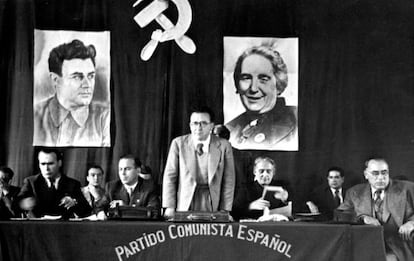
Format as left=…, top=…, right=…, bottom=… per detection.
left=109, top=200, right=125, bottom=208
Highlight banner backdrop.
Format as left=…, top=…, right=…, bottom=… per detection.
left=1, top=0, right=414, bottom=210
left=0, top=221, right=386, bottom=261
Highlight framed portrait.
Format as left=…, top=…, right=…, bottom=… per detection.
left=223, top=37, right=298, bottom=151
left=33, top=30, right=111, bottom=147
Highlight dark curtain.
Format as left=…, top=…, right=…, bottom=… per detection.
left=1, top=0, right=414, bottom=208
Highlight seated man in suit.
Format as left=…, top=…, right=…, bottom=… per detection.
left=81, top=165, right=108, bottom=214
left=338, top=158, right=414, bottom=261
left=236, top=156, right=291, bottom=220
left=162, top=106, right=235, bottom=219
left=18, top=148, right=91, bottom=219
left=0, top=166, right=20, bottom=219
left=105, top=155, right=160, bottom=217
left=306, top=167, right=345, bottom=220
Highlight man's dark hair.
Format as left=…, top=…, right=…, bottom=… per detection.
left=327, top=166, right=344, bottom=177
left=233, top=45, right=288, bottom=95
left=48, top=39, right=96, bottom=76
left=140, top=165, right=152, bottom=174
left=37, top=147, right=63, bottom=161
left=86, top=165, right=104, bottom=177
left=213, top=124, right=230, bottom=140
left=119, top=154, right=141, bottom=168
left=190, top=105, right=215, bottom=123
left=0, top=166, right=14, bottom=181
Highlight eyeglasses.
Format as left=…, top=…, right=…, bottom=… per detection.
left=367, top=170, right=389, bottom=177
left=190, top=121, right=210, bottom=127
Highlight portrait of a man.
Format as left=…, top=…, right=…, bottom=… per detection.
left=223, top=37, right=298, bottom=151
left=33, top=30, right=110, bottom=147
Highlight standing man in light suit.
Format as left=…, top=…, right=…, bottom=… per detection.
left=162, top=106, right=235, bottom=219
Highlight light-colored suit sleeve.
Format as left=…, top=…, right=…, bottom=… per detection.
left=219, top=140, right=235, bottom=211
left=162, top=138, right=179, bottom=208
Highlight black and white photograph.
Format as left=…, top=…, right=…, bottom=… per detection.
left=223, top=37, right=298, bottom=151
left=33, top=30, right=111, bottom=147
left=1, top=0, right=414, bottom=260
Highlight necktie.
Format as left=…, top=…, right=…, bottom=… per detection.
left=127, top=187, right=133, bottom=205
left=334, top=189, right=341, bottom=207
left=48, top=178, right=56, bottom=192
left=196, top=143, right=204, bottom=155
left=374, top=190, right=383, bottom=222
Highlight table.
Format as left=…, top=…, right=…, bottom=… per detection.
left=0, top=221, right=386, bottom=261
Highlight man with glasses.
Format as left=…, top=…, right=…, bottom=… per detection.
left=306, top=167, right=346, bottom=220
left=34, top=39, right=110, bottom=147
left=338, top=158, right=414, bottom=261
left=162, top=106, right=235, bottom=219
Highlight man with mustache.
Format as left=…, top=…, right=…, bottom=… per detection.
left=226, top=45, right=297, bottom=151
left=34, top=39, right=110, bottom=147
left=338, top=158, right=414, bottom=261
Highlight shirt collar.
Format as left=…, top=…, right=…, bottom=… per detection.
left=370, top=187, right=385, bottom=200
left=43, top=174, right=61, bottom=188
left=330, top=187, right=342, bottom=195
left=192, top=134, right=211, bottom=154
left=49, top=95, right=89, bottom=127
left=87, top=184, right=101, bottom=192
left=123, top=182, right=138, bottom=193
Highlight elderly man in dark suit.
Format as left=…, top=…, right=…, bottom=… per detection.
left=162, top=106, right=235, bottom=219
left=306, top=167, right=346, bottom=220
left=105, top=155, right=160, bottom=217
left=17, top=148, right=91, bottom=219
left=338, top=158, right=414, bottom=261
left=233, top=156, right=291, bottom=220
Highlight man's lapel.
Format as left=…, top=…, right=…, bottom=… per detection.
left=183, top=135, right=197, bottom=179
left=119, top=185, right=130, bottom=204
left=384, top=180, right=403, bottom=225
left=130, top=184, right=140, bottom=206
left=208, top=136, right=221, bottom=184
left=360, top=184, right=373, bottom=216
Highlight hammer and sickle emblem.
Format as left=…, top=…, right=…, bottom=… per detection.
left=133, top=0, right=196, bottom=61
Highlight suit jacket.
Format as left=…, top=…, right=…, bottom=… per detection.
left=338, top=180, right=414, bottom=260
left=309, top=186, right=345, bottom=220
left=0, top=185, right=20, bottom=219
left=234, top=179, right=291, bottom=219
left=226, top=98, right=297, bottom=151
left=162, top=134, right=235, bottom=211
left=17, top=174, right=91, bottom=218
left=81, top=186, right=109, bottom=214
left=105, top=178, right=160, bottom=216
